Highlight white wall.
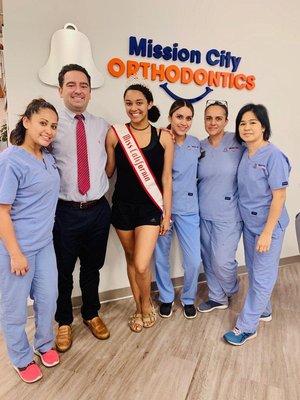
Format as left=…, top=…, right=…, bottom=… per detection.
left=3, top=0, right=300, bottom=295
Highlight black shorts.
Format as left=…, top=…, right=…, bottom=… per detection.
left=111, top=200, right=162, bottom=230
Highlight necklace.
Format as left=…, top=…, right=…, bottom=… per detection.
left=129, top=123, right=150, bottom=131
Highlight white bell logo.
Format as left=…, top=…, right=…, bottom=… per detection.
left=39, top=23, right=104, bottom=88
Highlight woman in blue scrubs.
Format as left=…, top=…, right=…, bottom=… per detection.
left=0, top=99, right=60, bottom=382
left=223, top=103, right=290, bottom=346
left=197, top=101, right=243, bottom=313
left=155, top=100, right=201, bottom=319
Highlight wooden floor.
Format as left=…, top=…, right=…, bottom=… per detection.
left=0, top=263, right=299, bottom=400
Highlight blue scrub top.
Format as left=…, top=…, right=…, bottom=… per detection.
left=237, top=143, right=291, bottom=236
left=197, top=132, right=244, bottom=222
left=0, top=146, right=60, bottom=255
left=172, top=135, right=200, bottom=215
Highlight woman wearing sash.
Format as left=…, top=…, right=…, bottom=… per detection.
left=106, top=84, right=173, bottom=332
left=154, top=100, right=201, bottom=319
left=197, top=101, right=244, bottom=313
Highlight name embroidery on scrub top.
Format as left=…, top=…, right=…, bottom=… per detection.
left=223, top=146, right=240, bottom=152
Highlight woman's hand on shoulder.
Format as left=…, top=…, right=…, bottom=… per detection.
left=160, top=130, right=174, bottom=149
left=159, top=127, right=175, bottom=143
left=10, top=252, right=29, bottom=276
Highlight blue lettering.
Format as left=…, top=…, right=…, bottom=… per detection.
left=129, top=36, right=146, bottom=57
left=162, top=46, right=172, bottom=61
left=153, top=45, right=163, bottom=59
left=172, top=43, right=179, bottom=61
left=147, top=39, right=153, bottom=58
left=206, top=49, right=220, bottom=66
left=178, top=48, right=190, bottom=62
left=219, top=50, right=227, bottom=67
left=190, top=50, right=201, bottom=64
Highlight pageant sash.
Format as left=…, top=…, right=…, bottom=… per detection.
left=112, top=124, right=163, bottom=211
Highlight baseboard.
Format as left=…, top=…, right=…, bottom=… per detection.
left=27, top=255, right=300, bottom=316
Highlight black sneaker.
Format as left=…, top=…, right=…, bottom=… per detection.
left=259, top=313, right=272, bottom=322
left=159, top=302, right=174, bottom=318
left=182, top=304, right=197, bottom=319
left=197, top=300, right=228, bottom=313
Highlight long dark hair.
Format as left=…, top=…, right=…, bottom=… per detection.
left=124, top=84, right=160, bottom=123
left=10, top=98, right=58, bottom=146
left=167, top=99, right=194, bottom=129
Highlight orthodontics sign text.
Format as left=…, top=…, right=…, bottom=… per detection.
left=107, top=36, right=256, bottom=103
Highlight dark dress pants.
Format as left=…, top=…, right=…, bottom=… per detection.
left=53, top=197, right=111, bottom=325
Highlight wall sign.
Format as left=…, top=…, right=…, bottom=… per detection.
left=107, top=36, right=256, bottom=103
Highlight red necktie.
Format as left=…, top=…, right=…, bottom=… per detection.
left=75, top=114, right=90, bottom=195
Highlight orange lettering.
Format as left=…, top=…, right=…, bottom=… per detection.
left=140, top=62, right=151, bottom=79
left=165, top=65, right=181, bottom=83
left=181, top=67, right=194, bottom=84
left=246, top=75, right=256, bottom=90
left=151, top=64, right=165, bottom=81
left=194, top=69, right=208, bottom=86
left=127, top=60, right=139, bottom=77
left=208, top=71, right=221, bottom=87
left=234, top=74, right=247, bottom=90
left=107, top=58, right=125, bottom=78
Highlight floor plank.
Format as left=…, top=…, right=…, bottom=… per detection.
left=0, top=263, right=299, bottom=400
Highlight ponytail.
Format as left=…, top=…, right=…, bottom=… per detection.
left=10, top=98, right=58, bottom=146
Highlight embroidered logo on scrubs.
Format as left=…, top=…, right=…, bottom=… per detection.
left=223, top=146, right=239, bottom=152
left=253, top=163, right=266, bottom=170
left=282, top=181, right=288, bottom=186
left=187, top=145, right=199, bottom=150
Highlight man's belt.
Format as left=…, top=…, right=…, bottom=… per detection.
left=58, top=197, right=103, bottom=209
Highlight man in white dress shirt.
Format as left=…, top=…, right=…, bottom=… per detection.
left=52, top=64, right=111, bottom=352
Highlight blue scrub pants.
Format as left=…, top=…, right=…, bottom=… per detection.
left=0, top=242, right=58, bottom=368
left=236, top=226, right=284, bottom=333
left=154, top=213, right=201, bottom=305
left=200, top=219, right=242, bottom=305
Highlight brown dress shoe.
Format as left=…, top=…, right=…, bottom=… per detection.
left=55, top=325, right=72, bottom=353
left=83, top=316, right=110, bottom=340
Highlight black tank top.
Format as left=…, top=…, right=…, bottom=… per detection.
left=113, top=125, right=165, bottom=205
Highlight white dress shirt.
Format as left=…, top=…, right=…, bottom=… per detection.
left=52, top=107, right=109, bottom=201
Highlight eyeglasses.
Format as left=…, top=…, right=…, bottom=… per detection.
left=205, top=100, right=228, bottom=108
